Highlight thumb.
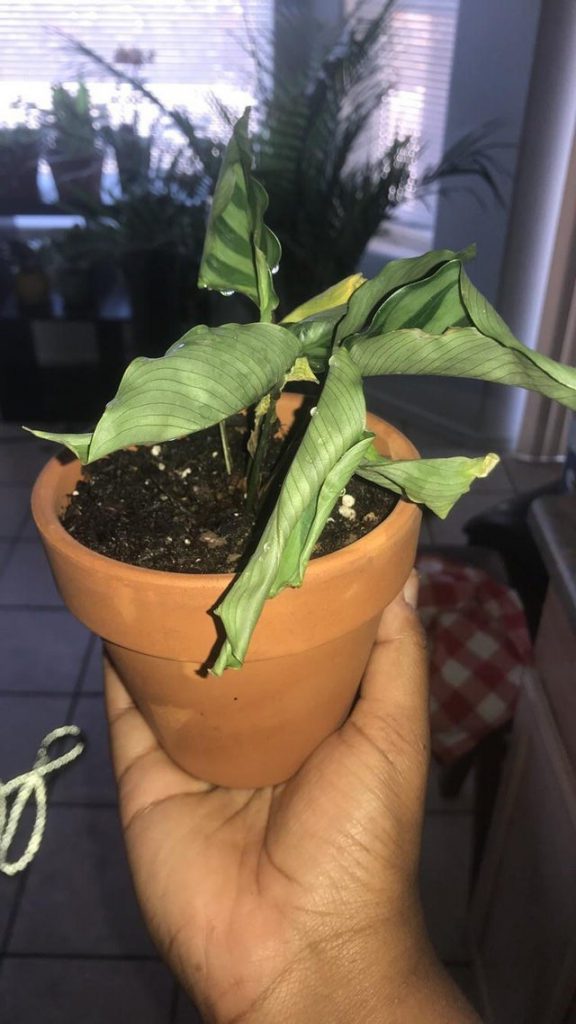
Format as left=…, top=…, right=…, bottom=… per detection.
left=346, top=571, right=430, bottom=757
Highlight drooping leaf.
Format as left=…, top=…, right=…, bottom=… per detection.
left=357, top=447, right=500, bottom=518
left=197, top=109, right=281, bottom=321
left=334, top=246, right=476, bottom=345
left=367, top=259, right=470, bottom=333
left=269, top=434, right=374, bottom=597
left=346, top=325, right=576, bottom=411
left=22, top=428, right=92, bottom=463
left=281, top=274, right=366, bottom=323
left=460, top=268, right=576, bottom=393
left=27, top=323, right=302, bottom=463
left=212, top=348, right=367, bottom=674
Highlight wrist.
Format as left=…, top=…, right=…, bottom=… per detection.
left=229, top=904, right=428, bottom=1024
left=223, top=907, right=480, bottom=1024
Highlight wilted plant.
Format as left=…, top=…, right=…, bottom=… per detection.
left=29, top=113, right=576, bottom=674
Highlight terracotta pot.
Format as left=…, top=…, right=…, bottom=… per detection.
left=47, top=151, right=103, bottom=206
left=31, top=396, right=421, bottom=787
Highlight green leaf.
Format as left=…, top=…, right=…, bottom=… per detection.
left=347, top=324, right=576, bottom=411
left=269, top=434, right=374, bottom=596
left=29, top=323, right=302, bottom=464
left=212, top=348, right=367, bottom=674
left=198, top=109, right=281, bottom=321
left=334, top=245, right=476, bottom=345
left=285, top=307, right=345, bottom=373
left=281, top=274, right=366, bottom=323
left=357, top=447, right=500, bottom=518
left=23, top=428, right=92, bottom=463
left=367, top=259, right=470, bottom=333
left=346, top=258, right=576, bottom=408
left=460, top=268, right=576, bottom=393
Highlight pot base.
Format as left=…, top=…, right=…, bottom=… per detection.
left=105, top=612, right=380, bottom=788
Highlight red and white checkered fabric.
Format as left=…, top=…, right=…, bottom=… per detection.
left=416, top=555, right=533, bottom=764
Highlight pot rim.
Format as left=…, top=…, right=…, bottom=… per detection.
left=31, top=412, right=421, bottom=591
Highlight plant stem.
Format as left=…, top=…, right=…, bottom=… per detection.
left=219, top=421, right=233, bottom=476
left=246, top=393, right=278, bottom=513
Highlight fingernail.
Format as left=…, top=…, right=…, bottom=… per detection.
left=403, top=571, right=419, bottom=610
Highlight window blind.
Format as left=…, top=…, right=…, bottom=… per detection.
left=345, top=0, right=461, bottom=228
left=0, top=0, right=459, bottom=229
left=0, top=0, right=273, bottom=134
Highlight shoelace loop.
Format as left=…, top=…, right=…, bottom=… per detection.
left=0, top=726, right=85, bottom=876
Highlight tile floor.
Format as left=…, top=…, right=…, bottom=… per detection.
left=0, top=423, right=564, bottom=1022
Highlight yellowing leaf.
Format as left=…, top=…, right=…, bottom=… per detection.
left=284, top=356, right=319, bottom=385
left=282, top=274, right=366, bottom=324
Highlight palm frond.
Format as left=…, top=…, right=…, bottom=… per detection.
left=419, top=120, right=515, bottom=207
left=55, top=30, right=222, bottom=185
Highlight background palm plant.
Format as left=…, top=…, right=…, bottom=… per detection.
left=61, top=0, right=508, bottom=313
left=29, top=113, right=576, bottom=674
left=247, top=0, right=509, bottom=312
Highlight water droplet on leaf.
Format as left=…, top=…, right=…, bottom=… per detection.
left=219, top=289, right=234, bottom=297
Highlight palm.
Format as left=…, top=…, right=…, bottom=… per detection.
left=104, top=591, right=428, bottom=1021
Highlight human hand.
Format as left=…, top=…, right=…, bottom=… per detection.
left=104, top=572, right=480, bottom=1023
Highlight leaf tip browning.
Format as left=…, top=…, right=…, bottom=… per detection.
left=478, top=452, right=500, bottom=477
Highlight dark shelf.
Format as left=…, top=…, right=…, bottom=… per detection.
left=0, top=199, right=113, bottom=218
left=0, top=285, right=131, bottom=323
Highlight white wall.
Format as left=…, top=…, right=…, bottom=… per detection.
left=496, top=0, right=576, bottom=448
left=434, top=0, right=542, bottom=304
left=389, top=0, right=544, bottom=449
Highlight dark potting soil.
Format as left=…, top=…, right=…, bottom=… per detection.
left=61, top=420, right=398, bottom=574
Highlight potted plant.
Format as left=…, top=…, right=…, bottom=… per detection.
left=28, top=113, right=576, bottom=788
left=64, top=4, right=507, bottom=314
left=83, top=137, right=210, bottom=354
left=47, top=224, right=110, bottom=316
left=100, top=115, right=153, bottom=195
left=9, top=239, right=51, bottom=313
left=43, top=82, right=103, bottom=206
left=0, top=124, right=41, bottom=205
left=249, top=2, right=508, bottom=314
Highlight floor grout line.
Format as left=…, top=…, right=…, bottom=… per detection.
left=0, top=605, right=83, bottom=613
left=0, top=690, right=81, bottom=699
left=66, top=634, right=98, bottom=724
left=1, top=874, right=30, bottom=959
left=169, top=980, right=181, bottom=1024
left=1, top=951, right=161, bottom=962
left=0, top=691, right=78, bottom=700
left=48, top=800, right=118, bottom=809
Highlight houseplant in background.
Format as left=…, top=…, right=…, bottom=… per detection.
left=0, top=122, right=41, bottom=205
left=8, top=239, right=51, bottom=313
left=100, top=112, right=154, bottom=195
left=83, top=134, right=210, bottom=355
left=63, top=1, right=507, bottom=314
left=47, top=224, right=109, bottom=316
left=42, top=81, right=104, bottom=205
left=28, top=113, right=576, bottom=788
left=246, top=0, right=508, bottom=313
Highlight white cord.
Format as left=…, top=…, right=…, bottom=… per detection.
left=0, top=726, right=85, bottom=876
